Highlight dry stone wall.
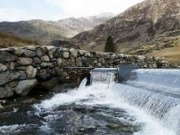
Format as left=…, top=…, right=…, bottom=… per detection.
left=0, top=46, right=174, bottom=98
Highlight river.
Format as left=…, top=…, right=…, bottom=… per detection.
left=0, top=69, right=179, bottom=135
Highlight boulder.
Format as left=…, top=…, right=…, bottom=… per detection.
left=0, top=63, right=7, bottom=72
left=0, top=71, right=20, bottom=86
left=70, top=48, right=78, bottom=57
left=41, top=55, right=50, bottom=62
left=36, top=48, right=43, bottom=57
left=18, top=71, right=27, bottom=80
left=79, top=50, right=85, bottom=55
left=0, top=52, right=17, bottom=62
left=33, top=57, right=42, bottom=64
left=14, top=49, right=23, bottom=56
left=57, top=58, right=63, bottom=66
left=85, top=52, right=90, bottom=57
left=138, top=56, right=146, bottom=61
left=22, top=49, right=36, bottom=57
left=40, top=62, right=54, bottom=68
left=17, top=57, right=33, bottom=65
left=0, top=86, right=14, bottom=98
left=76, top=57, right=82, bottom=66
left=48, top=51, right=53, bottom=59
left=37, top=69, right=52, bottom=81
left=26, top=66, right=37, bottom=78
left=9, top=62, right=15, bottom=70
left=15, top=79, right=37, bottom=96
left=63, top=51, right=70, bottom=58
left=26, top=46, right=37, bottom=51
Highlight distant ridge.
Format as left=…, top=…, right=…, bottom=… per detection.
left=0, top=13, right=115, bottom=44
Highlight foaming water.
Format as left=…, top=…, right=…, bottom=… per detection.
left=1, top=69, right=178, bottom=135
left=34, top=71, right=179, bottom=135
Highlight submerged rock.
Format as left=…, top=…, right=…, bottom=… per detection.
left=15, top=79, right=37, bottom=96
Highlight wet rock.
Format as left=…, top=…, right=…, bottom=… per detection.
left=17, top=57, right=33, bottom=65
left=0, top=63, right=7, bottom=72
left=22, top=49, right=36, bottom=57
left=0, top=100, right=6, bottom=104
left=22, top=98, right=36, bottom=104
left=38, top=77, right=60, bottom=91
left=25, top=66, right=37, bottom=78
left=15, top=79, right=37, bottom=96
left=41, top=55, right=50, bottom=62
left=37, top=69, right=53, bottom=81
left=73, top=106, right=96, bottom=113
left=0, top=104, right=4, bottom=109
left=0, top=52, right=17, bottom=62
left=70, top=48, right=78, bottom=57
left=0, top=71, right=20, bottom=86
left=106, top=122, right=138, bottom=134
left=78, top=126, right=97, bottom=133
left=0, top=86, right=14, bottom=98
left=63, top=51, right=70, bottom=58
left=36, top=48, right=43, bottom=57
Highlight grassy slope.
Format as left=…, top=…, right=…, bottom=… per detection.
left=0, top=32, right=40, bottom=48
left=147, top=45, right=180, bottom=65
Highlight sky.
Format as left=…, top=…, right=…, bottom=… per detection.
left=0, top=0, right=144, bottom=22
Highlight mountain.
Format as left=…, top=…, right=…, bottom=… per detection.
left=0, top=13, right=115, bottom=44
left=72, top=0, right=180, bottom=52
left=57, top=13, right=115, bottom=37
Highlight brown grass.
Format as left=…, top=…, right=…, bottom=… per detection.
left=0, top=32, right=40, bottom=48
left=147, top=45, right=180, bottom=65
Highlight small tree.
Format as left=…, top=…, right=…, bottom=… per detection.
left=104, top=36, right=115, bottom=53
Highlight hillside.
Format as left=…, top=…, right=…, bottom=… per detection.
left=72, top=0, right=180, bottom=52
left=0, top=13, right=114, bottom=44
left=0, top=32, right=40, bottom=48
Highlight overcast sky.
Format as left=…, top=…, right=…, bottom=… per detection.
left=0, top=0, right=144, bottom=22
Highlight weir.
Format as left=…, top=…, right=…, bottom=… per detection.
left=90, top=67, right=180, bottom=134
left=0, top=65, right=180, bottom=135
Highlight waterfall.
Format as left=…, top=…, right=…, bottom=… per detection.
left=33, top=68, right=180, bottom=135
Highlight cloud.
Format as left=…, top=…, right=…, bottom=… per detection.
left=0, top=0, right=145, bottom=21
left=45, top=0, right=144, bottom=17
left=0, top=8, right=34, bottom=22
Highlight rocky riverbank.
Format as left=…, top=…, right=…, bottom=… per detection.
left=0, top=46, right=176, bottom=99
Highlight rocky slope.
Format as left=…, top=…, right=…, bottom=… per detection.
left=0, top=13, right=114, bottom=44
left=72, top=0, right=180, bottom=52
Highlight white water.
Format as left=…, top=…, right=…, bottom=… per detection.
left=35, top=70, right=180, bottom=135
